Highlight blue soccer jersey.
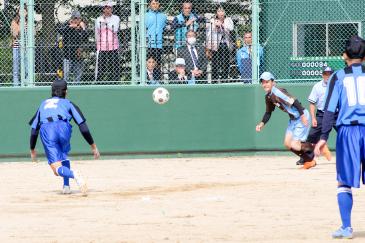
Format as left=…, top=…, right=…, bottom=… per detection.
left=325, top=63, right=365, bottom=126
left=30, top=97, right=86, bottom=129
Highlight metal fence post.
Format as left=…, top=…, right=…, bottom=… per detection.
left=19, top=0, right=26, bottom=86
left=131, top=0, right=137, bottom=84
left=139, top=0, right=146, bottom=85
left=27, top=0, right=35, bottom=86
left=252, top=0, right=260, bottom=84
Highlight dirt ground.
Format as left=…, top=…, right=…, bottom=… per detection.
left=1, top=155, right=365, bottom=243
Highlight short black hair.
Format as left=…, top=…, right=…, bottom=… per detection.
left=51, top=80, right=67, bottom=98
left=345, top=35, right=365, bottom=59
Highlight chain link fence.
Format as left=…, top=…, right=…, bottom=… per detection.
left=259, top=0, right=364, bottom=83
left=0, top=0, right=364, bottom=87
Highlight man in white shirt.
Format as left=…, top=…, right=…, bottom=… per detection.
left=296, top=66, right=335, bottom=165
left=95, top=1, right=121, bottom=82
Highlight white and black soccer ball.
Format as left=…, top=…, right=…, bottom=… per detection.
left=152, top=87, right=170, bottom=105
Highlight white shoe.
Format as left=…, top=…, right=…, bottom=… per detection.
left=73, top=170, right=88, bottom=196
left=62, top=185, right=71, bottom=194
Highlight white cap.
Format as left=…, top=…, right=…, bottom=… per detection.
left=175, top=58, right=186, bottom=66
left=100, top=1, right=115, bottom=7
left=259, top=71, right=275, bottom=81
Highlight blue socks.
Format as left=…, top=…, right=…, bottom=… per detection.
left=61, top=160, right=71, bottom=186
left=57, top=162, right=74, bottom=186
left=337, top=185, right=353, bottom=228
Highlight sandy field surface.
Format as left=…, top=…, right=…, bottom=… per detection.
left=1, top=155, right=365, bottom=243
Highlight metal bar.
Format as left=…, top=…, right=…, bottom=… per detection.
left=252, top=0, right=260, bottom=84
left=19, top=0, right=26, bottom=86
left=139, top=0, right=147, bottom=85
left=27, top=0, right=35, bottom=86
left=131, top=0, right=137, bottom=84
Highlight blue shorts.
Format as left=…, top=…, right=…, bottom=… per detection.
left=285, top=109, right=310, bottom=142
left=336, top=125, right=365, bottom=188
left=40, top=121, right=72, bottom=164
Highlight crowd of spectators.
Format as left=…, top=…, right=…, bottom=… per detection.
left=9, top=0, right=263, bottom=85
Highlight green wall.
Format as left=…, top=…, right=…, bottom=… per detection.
left=0, top=84, right=336, bottom=157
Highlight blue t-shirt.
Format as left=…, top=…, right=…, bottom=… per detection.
left=30, top=97, right=85, bottom=130
left=325, top=63, right=365, bottom=126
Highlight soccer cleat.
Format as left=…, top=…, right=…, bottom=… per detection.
left=296, top=157, right=305, bottom=165
left=332, top=227, right=353, bottom=239
left=321, top=144, right=332, bottom=161
left=73, top=170, right=88, bottom=196
left=300, top=160, right=316, bottom=169
left=62, top=185, right=71, bottom=194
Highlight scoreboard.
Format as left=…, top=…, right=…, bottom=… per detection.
left=289, top=56, right=345, bottom=78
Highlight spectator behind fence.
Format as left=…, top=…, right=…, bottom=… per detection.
left=146, top=57, right=161, bottom=85
left=172, top=2, right=201, bottom=49
left=206, top=7, right=234, bottom=81
left=146, top=0, right=167, bottom=68
left=169, top=58, right=195, bottom=84
left=177, top=30, right=207, bottom=82
left=95, top=1, right=120, bottom=82
left=236, top=32, right=264, bottom=83
left=58, top=11, right=88, bottom=84
left=11, top=6, right=28, bottom=86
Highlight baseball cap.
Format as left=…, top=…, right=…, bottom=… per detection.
left=259, top=72, right=275, bottom=82
left=71, top=10, right=81, bottom=19
left=100, top=1, right=115, bottom=8
left=322, top=66, right=333, bottom=73
left=344, top=35, right=365, bottom=59
left=175, top=58, right=186, bottom=66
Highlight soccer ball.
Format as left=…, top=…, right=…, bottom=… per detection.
left=152, top=87, right=170, bottom=105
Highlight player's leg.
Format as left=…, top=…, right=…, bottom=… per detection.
left=291, top=111, right=316, bottom=169
left=332, top=126, right=361, bottom=238
left=59, top=122, right=88, bottom=195
left=61, top=159, right=71, bottom=194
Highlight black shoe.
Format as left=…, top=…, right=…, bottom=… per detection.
left=296, top=158, right=305, bottom=165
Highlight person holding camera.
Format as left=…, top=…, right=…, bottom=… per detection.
left=58, top=10, right=88, bottom=84
left=206, top=7, right=234, bottom=82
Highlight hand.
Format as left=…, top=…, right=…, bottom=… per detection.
left=30, top=149, right=38, bottom=162
left=186, top=18, right=195, bottom=26
left=79, top=21, right=86, bottom=30
left=91, top=144, right=100, bottom=159
left=192, top=69, right=203, bottom=76
left=300, top=114, right=308, bottom=127
left=312, top=118, right=317, bottom=127
left=314, top=139, right=326, bottom=157
left=256, top=122, right=264, bottom=132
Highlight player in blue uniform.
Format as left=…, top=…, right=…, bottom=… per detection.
left=29, top=80, right=100, bottom=195
left=315, top=36, right=365, bottom=239
left=256, top=72, right=316, bottom=169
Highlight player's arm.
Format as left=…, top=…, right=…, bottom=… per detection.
left=70, top=102, right=100, bottom=159
left=256, top=97, right=274, bottom=132
left=256, top=111, right=271, bottom=132
left=28, top=109, right=40, bottom=162
left=309, top=103, right=317, bottom=127
left=291, top=99, right=308, bottom=126
left=307, top=85, right=318, bottom=127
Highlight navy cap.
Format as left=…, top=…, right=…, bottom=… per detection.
left=345, top=35, right=365, bottom=59
left=322, top=66, right=333, bottom=73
